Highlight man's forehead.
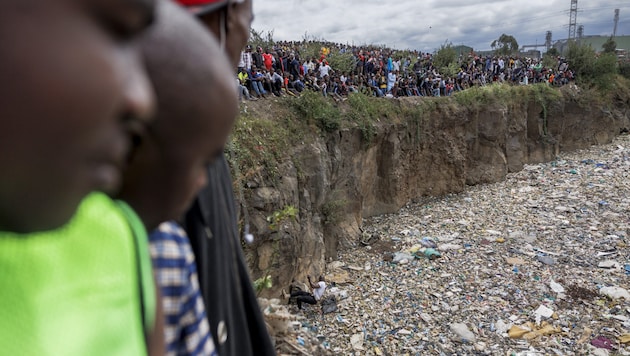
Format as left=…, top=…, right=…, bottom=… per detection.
left=85, top=0, right=155, bottom=29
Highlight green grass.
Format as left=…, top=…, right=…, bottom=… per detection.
left=229, top=77, right=628, bottom=185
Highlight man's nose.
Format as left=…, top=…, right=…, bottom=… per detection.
left=122, top=54, right=156, bottom=123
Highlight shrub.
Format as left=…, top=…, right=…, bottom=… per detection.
left=566, top=41, right=596, bottom=85
left=592, top=53, right=619, bottom=91
left=290, top=90, right=341, bottom=132
left=433, top=42, right=456, bottom=73
left=566, top=42, right=619, bottom=92
left=327, top=51, right=355, bottom=75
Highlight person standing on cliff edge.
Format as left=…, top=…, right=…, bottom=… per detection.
left=173, top=1, right=276, bottom=355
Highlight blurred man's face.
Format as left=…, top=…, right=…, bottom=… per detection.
left=118, top=0, right=237, bottom=230
left=225, top=0, right=254, bottom=67
left=0, top=0, right=156, bottom=232
left=200, top=0, right=252, bottom=69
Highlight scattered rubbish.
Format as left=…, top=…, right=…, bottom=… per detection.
left=259, top=135, right=630, bottom=355
left=506, top=257, right=526, bottom=265
left=536, top=255, right=556, bottom=266
left=549, top=280, right=565, bottom=294
left=350, top=333, right=364, bottom=351
left=600, top=286, right=630, bottom=300
left=578, top=327, right=593, bottom=344
left=495, top=319, right=509, bottom=335
left=508, top=322, right=561, bottom=340
left=392, top=252, right=414, bottom=264
left=419, top=237, right=437, bottom=248
left=439, top=243, right=463, bottom=251
left=534, top=305, right=555, bottom=325
left=591, top=335, right=615, bottom=350
left=449, top=323, right=476, bottom=343
left=597, top=250, right=617, bottom=257
left=423, top=248, right=441, bottom=260
left=598, top=260, right=622, bottom=269
left=320, top=296, right=338, bottom=314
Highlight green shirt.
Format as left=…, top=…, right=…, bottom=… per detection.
left=0, top=192, right=154, bottom=355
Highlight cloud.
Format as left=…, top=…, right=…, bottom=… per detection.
left=252, top=0, right=629, bottom=52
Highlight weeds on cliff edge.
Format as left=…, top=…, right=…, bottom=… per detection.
left=321, top=190, right=347, bottom=226
left=344, top=93, right=381, bottom=144
left=399, top=99, right=440, bottom=146
left=530, top=83, right=562, bottom=136
left=290, top=90, right=341, bottom=132
left=453, top=85, right=488, bottom=111
left=228, top=108, right=299, bottom=185
left=613, top=76, right=630, bottom=104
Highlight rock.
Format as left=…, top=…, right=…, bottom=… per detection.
left=327, top=261, right=344, bottom=270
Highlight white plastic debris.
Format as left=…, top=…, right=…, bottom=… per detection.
left=598, top=260, right=622, bottom=269
left=450, top=323, right=476, bottom=343
left=549, top=280, right=565, bottom=294
left=350, top=333, right=364, bottom=351
left=534, top=305, right=555, bottom=325
left=600, top=286, right=630, bottom=300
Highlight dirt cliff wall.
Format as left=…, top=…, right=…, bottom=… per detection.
left=236, top=84, right=630, bottom=298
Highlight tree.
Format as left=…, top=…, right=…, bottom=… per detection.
left=602, top=36, right=617, bottom=54
left=566, top=41, right=618, bottom=90
left=541, top=53, right=558, bottom=70
left=433, top=41, right=457, bottom=76
left=566, top=41, right=596, bottom=83
left=249, top=28, right=275, bottom=52
left=546, top=47, right=559, bottom=58
left=491, top=34, right=519, bottom=55
left=327, top=51, right=355, bottom=74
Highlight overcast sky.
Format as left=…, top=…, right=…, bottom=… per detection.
left=252, top=0, right=630, bottom=52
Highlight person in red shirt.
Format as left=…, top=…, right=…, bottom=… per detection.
left=262, top=48, right=274, bottom=71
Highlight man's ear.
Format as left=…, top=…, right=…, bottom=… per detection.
left=223, top=3, right=233, bottom=32
left=224, top=2, right=242, bottom=35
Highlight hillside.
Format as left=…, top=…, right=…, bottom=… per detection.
left=226, top=79, right=630, bottom=297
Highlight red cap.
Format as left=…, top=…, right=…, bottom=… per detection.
left=175, top=0, right=228, bottom=16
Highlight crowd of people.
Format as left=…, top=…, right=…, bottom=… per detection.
left=236, top=40, right=575, bottom=101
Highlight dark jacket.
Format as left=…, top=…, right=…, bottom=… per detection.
left=183, top=155, right=275, bottom=356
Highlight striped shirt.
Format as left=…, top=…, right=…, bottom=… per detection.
left=149, top=222, right=217, bottom=356
left=240, top=51, right=252, bottom=71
